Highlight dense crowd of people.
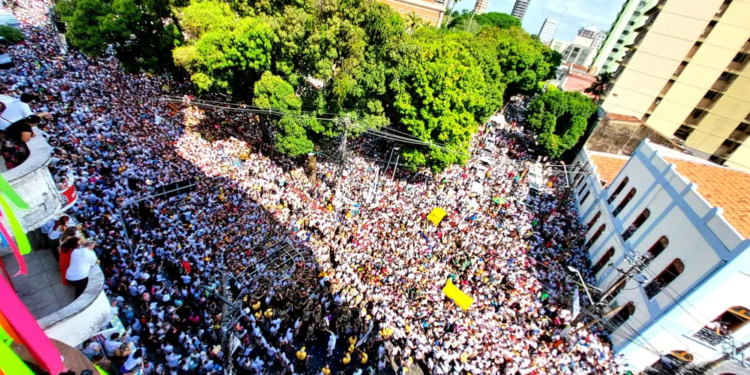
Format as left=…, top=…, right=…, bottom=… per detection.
left=4, top=2, right=622, bottom=374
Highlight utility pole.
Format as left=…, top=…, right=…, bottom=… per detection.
left=333, top=115, right=351, bottom=202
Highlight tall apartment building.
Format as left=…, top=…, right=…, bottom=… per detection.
left=592, top=30, right=607, bottom=50
left=511, top=0, right=530, bottom=21
left=591, top=0, right=658, bottom=74
left=538, top=18, right=558, bottom=44
left=377, top=0, right=447, bottom=27
left=600, top=0, right=750, bottom=172
left=473, top=0, right=490, bottom=15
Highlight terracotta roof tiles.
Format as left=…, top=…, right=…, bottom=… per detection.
left=588, top=153, right=750, bottom=238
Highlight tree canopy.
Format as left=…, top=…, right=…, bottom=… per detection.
left=56, top=0, right=182, bottom=72
left=447, top=11, right=521, bottom=32
left=526, top=90, right=598, bottom=158
left=57, top=0, right=570, bottom=169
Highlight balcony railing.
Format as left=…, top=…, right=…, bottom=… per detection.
left=693, top=327, right=727, bottom=346
left=712, top=79, right=731, bottom=92
left=685, top=44, right=701, bottom=61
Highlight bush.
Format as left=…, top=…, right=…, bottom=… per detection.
left=0, top=25, right=24, bottom=44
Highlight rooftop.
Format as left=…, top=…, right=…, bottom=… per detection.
left=607, top=113, right=641, bottom=123
left=588, top=148, right=750, bottom=238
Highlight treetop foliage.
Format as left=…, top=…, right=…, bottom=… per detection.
left=526, top=90, right=598, bottom=158
left=57, top=0, right=579, bottom=170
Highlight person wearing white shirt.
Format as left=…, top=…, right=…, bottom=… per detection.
left=65, top=241, right=99, bottom=298
left=0, top=94, right=51, bottom=130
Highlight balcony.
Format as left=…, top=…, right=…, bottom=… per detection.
left=1, top=251, right=111, bottom=347
left=728, top=129, right=750, bottom=143
left=696, top=97, right=720, bottom=111
left=713, top=1, right=729, bottom=21
left=684, top=44, right=701, bottom=62
left=0, top=129, right=68, bottom=256
left=644, top=0, right=665, bottom=16
left=698, top=24, right=715, bottom=43
left=673, top=63, right=687, bottom=80
left=658, top=80, right=675, bottom=97
left=712, top=79, right=732, bottom=92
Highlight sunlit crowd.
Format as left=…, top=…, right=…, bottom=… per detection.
left=3, top=2, right=621, bottom=374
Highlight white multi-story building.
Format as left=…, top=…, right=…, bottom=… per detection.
left=573, top=25, right=599, bottom=48
left=473, top=0, right=490, bottom=15
left=538, top=18, right=558, bottom=45
left=511, top=0, right=530, bottom=21
left=568, top=139, right=750, bottom=373
left=592, top=30, right=607, bottom=50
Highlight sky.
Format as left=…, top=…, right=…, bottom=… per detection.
left=455, top=0, right=626, bottom=42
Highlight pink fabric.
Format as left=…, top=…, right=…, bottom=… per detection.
left=0, top=220, right=26, bottom=276
left=0, top=276, right=63, bottom=374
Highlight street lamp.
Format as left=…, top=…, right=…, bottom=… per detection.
left=568, top=266, right=596, bottom=306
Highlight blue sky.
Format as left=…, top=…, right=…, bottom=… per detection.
left=455, top=0, right=626, bottom=41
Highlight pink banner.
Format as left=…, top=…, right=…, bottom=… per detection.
left=0, top=276, right=63, bottom=374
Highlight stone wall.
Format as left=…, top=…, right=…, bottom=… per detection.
left=586, top=114, right=682, bottom=155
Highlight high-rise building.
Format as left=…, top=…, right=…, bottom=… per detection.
left=592, top=30, right=607, bottom=50
left=473, top=0, right=490, bottom=15
left=376, top=0, right=447, bottom=27
left=573, top=26, right=599, bottom=48
left=600, top=0, right=750, bottom=172
left=591, top=0, right=659, bottom=74
left=511, top=0, right=530, bottom=21
left=538, top=18, right=558, bottom=44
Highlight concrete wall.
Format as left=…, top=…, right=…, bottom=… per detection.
left=569, top=140, right=750, bottom=372
left=586, top=115, right=682, bottom=155
left=0, top=130, right=64, bottom=256
left=38, top=266, right=111, bottom=347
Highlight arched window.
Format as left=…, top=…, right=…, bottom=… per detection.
left=647, top=351, right=694, bottom=374
left=585, top=224, right=606, bottom=249
left=622, top=209, right=651, bottom=241
left=647, top=236, right=669, bottom=259
left=606, top=302, right=635, bottom=333
left=591, top=247, right=615, bottom=274
left=613, top=188, right=636, bottom=217
left=639, top=236, right=669, bottom=270
left=645, top=259, right=684, bottom=299
left=580, top=191, right=591, bottom=205
left=586, top=211, right=602, bottom=232
left=600, top=276, right=627, bottom=305
left=608, top=176, right=629, bottom=204
left=694, top=307, right=750, bottom=346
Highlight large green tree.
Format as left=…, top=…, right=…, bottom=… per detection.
left=391, top=29, right=489, bottom=171
left=56, top=0, right=181, bottom=72
left=526, top=90, right=598, bottom=158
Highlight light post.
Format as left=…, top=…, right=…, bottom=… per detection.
left=391, top=147, right=400, bottom=181
left=568, top=266, right=596, bottom=306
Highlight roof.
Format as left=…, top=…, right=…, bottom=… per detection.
left=589, top=154, right=627, bottom=186
left=588, top=151, right=750, bottom=238
left=607, top=113, right=641, bottom=123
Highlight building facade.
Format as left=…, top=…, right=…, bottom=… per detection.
left=592, top=30, right=607, bottom=50
left=511, top=0, right=530, bottom=21
left=568, top=140, right=750, bottom=373
left=538, top=18, right=558, bottom=45
left=376, top=0, right=446, bottom=27
left=561, top=44, right=598, bottom=68
left=473, top=0, right=489, bottom=15
left=599, top=0, right=750, bottom=172
left=591, top=0, right=658, bottom=74
left=573, top=25, right=599, bottom=47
